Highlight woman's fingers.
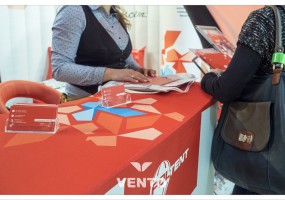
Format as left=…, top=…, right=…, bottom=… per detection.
left=108, top=68, right=157, bottom=83
left=129, top=71, right=149, bottom=83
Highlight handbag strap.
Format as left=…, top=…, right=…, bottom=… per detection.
left=268, top=5, right=285, bottom=84
left=269, top=5, right=283, bottom=52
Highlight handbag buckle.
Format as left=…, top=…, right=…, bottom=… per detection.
left=238, top=132, right=253, bottom=144
left=272, top=52, right=285, bottom=84
left=235, top=130, right=254, bottom=151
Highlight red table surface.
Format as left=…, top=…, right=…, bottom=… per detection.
left=0, top=82, right=214, bottom=194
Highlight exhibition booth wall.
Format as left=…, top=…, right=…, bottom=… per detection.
left=0, top=5, right=261, bottom=83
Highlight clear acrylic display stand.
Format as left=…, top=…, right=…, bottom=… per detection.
left=5, top=117, right=59, bottom=134
left=99, top=85, right=132, bottom=108
left=4, top=103, right=60, bottom=134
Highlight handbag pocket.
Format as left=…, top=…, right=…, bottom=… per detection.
left=221, top=102, right=271, bottom=151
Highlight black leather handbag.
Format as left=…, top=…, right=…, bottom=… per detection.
left=212, top=5, right=285, bottom=194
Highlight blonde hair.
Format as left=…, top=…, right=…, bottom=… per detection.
left=113, top=6, right=131, bottom=30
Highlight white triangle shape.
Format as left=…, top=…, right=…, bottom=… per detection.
left=131, top=105, right=161, bottom=114
left=119, top=128, right=162, bottom=140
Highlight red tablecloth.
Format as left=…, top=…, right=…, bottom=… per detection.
left=0, top=82, right=213, bottom=194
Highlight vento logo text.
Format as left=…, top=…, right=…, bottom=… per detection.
left=116, top=148, right=189, bottom=195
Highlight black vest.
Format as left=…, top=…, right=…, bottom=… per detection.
left=72, top=6, right=132, bottom=94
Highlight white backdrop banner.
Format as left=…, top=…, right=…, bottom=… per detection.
left=123, top=5, right=203, bottom=79
left=0, top=6, right=57, bottom=82
left=158, top=6, right=202, bottom=79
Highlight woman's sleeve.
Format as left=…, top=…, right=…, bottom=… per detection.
left=201, top=44, right=262, bottom=103
left=201, top=9, right=271, bottom=103
left=51, top=6, right=106, bottom=86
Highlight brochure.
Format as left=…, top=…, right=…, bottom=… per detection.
left=100, top=74, right=196, bottom=94
left=131, top=76, right=178, bottom=86
left=195, top=25, right=236, bottom=57
left=190, top=48, right=231, bottom=75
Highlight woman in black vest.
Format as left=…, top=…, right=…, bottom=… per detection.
left=52, top=5, right=156, bottom=100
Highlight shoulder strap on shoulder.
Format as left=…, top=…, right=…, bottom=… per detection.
left=268, top=5, right=283, bottom=52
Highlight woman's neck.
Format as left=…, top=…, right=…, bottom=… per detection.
left=102, top=5, right=111, bottom=15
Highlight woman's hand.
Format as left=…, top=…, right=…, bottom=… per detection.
left=104, top=68, right=150, bottom=83
left=210, top=68, right=225, bottom=77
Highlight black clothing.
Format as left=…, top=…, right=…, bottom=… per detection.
left=201, top=43, right=262, bottom=103
left=232, top=185, right=259, bottom=195
left=201, top=6, right=285, bottom=103
left=201, top=5, right=285, bottom=195
left=73, top=5, right=132, bottom=94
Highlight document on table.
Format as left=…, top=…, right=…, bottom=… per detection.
left=100, top=73, right=196, bottom=94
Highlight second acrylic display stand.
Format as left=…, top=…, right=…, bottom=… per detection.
left=99, top=84, right=131, bottom=108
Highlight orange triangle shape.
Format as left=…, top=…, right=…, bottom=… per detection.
left=86, top=136, right=117, bottom=146
left=176, top=61, right=187, bottom=73
left=164, top=31, right=181, bottom=49
left=166, top=49, right=179, bottom=62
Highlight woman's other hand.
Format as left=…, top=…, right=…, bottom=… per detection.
left=211, top=68, right=225, bottom=77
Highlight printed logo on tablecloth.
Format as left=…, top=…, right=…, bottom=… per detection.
left=115, top=147, right=189, bottom=195
left=150, top=148, right=189, bottom=195
left=130, top=162, right=152, bottom=172
left=149, top=160, right=171, bottom=195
